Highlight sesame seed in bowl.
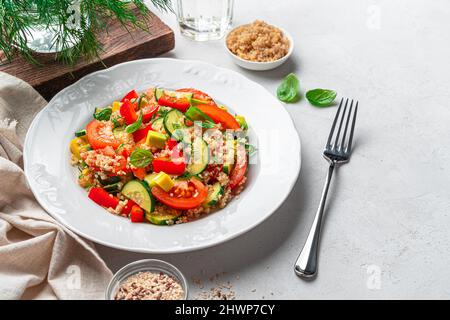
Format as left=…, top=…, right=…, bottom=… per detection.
left=105, top=259, right=188, bottom=300
left=225, top=20, right=294, bottom=71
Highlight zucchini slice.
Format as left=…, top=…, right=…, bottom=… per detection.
left=204, top=182, right=224, bottom=207
left=163, top=109, right=187, bottom=141
left=145, top=212, right=182, bottom=225
left=151, top=117, right=165, bottom=133
left=186, top=138, right=209, bottom=175
left=121, top=180, right=155, bottom=213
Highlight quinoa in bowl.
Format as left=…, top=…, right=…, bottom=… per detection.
left=226, top=20, right=290, bottom=63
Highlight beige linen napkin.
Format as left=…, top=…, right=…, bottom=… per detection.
left=0, top=72, right=112, bottom=300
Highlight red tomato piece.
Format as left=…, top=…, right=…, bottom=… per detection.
left=120, top=100, right=138, bottom=125
left=132, top=167, right=147, bottom=180
left=229, top=153, right=248, bottom=189
left=88, top=187, right=119, bottom=209
left=195, top=104, right=240, bottom=130
left=130, top=205, right=144, bottom=223
left=86, top=120, right=121, bottom=150
left=151, top=178, right=208, bottom=210
left=121, top=90, right=139, bottom=103
left=152, top=157, right=186, bottom=176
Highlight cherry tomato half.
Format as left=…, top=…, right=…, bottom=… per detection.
left=151, top=178, right=208, bottom=210
left=86, top=120, right=121, bottom=150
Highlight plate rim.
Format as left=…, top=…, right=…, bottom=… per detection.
left=23, top=58, right=301, bottom=253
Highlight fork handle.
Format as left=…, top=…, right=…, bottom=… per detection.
left=294, top=162, right=335, bottom=278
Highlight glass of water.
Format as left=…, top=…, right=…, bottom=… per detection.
left=176, top=0, right=234, bottom=41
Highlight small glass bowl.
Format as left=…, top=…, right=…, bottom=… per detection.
left=105, top=259, right=189, bottom=300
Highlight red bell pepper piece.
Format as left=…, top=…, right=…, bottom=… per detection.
left=121, top=90, right=139, bottom=102
left=157, top=95, right=191, bottom=112
left=152, top=157, right=186, bottom=176
left=120, top=100, right=138, bottom=125
left=196, top=104, right=240, bottom=130
left=141, top=104, right=159, bottom=123
left=130, top=205, right=144, bottom=223
left=88, top=187, right=119, bottom=209
left=122, top=199, right=138, bottom=215
left=133, top=123, right=153, bottom=142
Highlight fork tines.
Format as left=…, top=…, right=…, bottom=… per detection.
left=326, top=98, right=358, bottom=154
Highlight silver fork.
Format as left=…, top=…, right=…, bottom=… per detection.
left=294, top=98, right=358, bottom=278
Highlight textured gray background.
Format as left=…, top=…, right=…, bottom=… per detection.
left=97, top=0, right=450, bottom=299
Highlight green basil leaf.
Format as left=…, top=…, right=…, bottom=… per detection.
left=245, top=143, right=257, bottom=156
left=125, top=112, right=143, bottom=134
left=94, top=108, right=112, bottom=121
left=157, top=108, right=170, bottom=118
left=129, top=148, right=153, bottom=168
left=305, top=89, right=337, bottom=107
left=277, top=73, right=300, bottom=103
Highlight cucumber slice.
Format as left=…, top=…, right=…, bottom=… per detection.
left=145, top=212, right=182, bottom=225
left=155, top=88, right=164, bottom=101
left=204, top=182, right=224, bottom=207
left=75, top=129, right=86, bottom=137
left=151, top=117, right=165, bottom=133
left=121, top=180, right=155, bottom=213
left=163, top=109, right=187, bottom=141
left=187, top=139, right=209, bottom=175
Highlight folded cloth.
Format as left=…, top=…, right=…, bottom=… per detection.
left=0, top=72, right=112, bottom=300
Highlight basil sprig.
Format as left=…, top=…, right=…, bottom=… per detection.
left=306, top=89, right=337, bottom=107
left=125, top=112, right=143, bottom=134
left=129, top=148, right=153, bottom=168
left=93, top=108, right=112, bottom=121
left=277, top=73, right=300, bottom=103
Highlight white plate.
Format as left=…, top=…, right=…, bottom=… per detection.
left=24, top=58, right=301, bottom=253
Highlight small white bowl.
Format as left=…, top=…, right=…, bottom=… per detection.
left=225, top=25, right=294, bottom=71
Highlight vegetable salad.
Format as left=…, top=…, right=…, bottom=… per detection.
left=70, top=87, right=251, bottom=225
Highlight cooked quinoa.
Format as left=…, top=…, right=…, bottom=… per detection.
left=115, top=271, right=185, bottom=300
left=226, top=20, right=290, bottom=62
left=70, top=87, right=251, bottom=225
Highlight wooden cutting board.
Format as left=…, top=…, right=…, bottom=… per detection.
left=0, top=9, right=174, bottom=100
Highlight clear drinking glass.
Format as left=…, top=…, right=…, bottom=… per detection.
left=176, top=0, right=234, bottom=41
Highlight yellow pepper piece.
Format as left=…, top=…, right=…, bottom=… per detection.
left=146, top=130, right=167, bottom=149
left=70, top=137, right=89, bottom=159
left=235, top=115, right=248, bottom=130
left=153, top=172, right=174, bottom=192
left=144, top=173, right=159, bottom=188
left=112, top=101, right=122, bottom=112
